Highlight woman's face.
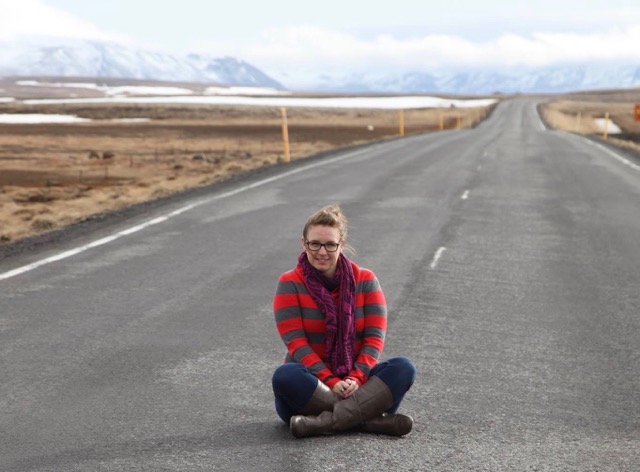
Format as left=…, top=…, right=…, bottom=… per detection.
left=301, top=224, right=343, bottom=278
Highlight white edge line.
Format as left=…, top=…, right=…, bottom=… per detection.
left=430, top=246, right=447, bottom=269
left=564, top=132, right=640, bottom=172
left=582, top=138, right=640, bottom=172
left=0, top=147, right=369, bottom=281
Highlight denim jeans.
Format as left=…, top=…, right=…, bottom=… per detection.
left=272, top=356, right=416, bottom=423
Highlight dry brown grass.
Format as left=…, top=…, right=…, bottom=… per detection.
left=539, top=90, right=640, bottom=154
left=0, top=101, right=495, bottom=244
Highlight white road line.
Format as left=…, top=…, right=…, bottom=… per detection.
left=461, top=190, right=470, bottom=200
left=581, top=138, right=640, bottom=172
left=0, top=148, right=369, bottom=281
left=430, top=246, right=447, bottom=269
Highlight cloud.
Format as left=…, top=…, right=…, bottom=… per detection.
left=0, top=0, right=127, bottom=43
left=240, top=23, right=640, bottom=74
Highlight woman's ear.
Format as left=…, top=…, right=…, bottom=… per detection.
left=300, top=237, right=306, bottom=251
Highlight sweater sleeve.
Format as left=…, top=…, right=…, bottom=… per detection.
left=273, top=273, right=340, bottom=388
left=347, top=271, right=387, bottom=385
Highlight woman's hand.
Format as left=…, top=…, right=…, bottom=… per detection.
left=333, top=378, right=359, bottom=398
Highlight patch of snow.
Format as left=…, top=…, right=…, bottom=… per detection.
left=0, top=114, right=91, bottom=123
left=594, top=118, right=622, bottom=134
left=204, top=86, right=291, bottom=96
left=17, top=80, right=98, bottom=88
left=102, top=86, right=194, bottom=96
left=21, top=95, right=496, bottom=110
left=0, top=97, right=15, bottom=103
left=110, top=118, right=151, bottom=123
left=16, top=80, right=194, bottom=97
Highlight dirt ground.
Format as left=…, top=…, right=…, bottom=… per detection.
left=0, top=92, right=494, bottom=244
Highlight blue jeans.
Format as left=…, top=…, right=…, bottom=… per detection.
left=272, top=356, right=416, bottom=423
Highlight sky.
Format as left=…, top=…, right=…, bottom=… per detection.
left=1, top=0, right=640, bottom=79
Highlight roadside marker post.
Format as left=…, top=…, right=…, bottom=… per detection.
left=280, top=107, right=290, bottom=162
left=603, top=112, right=609, bottom=141
left=634, top=104, right=640, bottom=122
left=576, top=112, right=581, bottom=133
left=399, top=110, right=405, bottom=136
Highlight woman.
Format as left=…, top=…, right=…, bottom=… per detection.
left=272, top=205, right=416, bottom=438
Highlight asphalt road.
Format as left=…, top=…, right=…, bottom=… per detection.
left=1, top=98, right=639, bottom=471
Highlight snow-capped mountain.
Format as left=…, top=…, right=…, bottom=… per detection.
left=296, top=65, right=640, bottom=95
left=1, top=38, right=639, bottom=94
left=0, top=39, right=283, bottom=89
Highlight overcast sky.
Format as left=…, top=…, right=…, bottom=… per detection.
left=2, top=0, right=640, bottom=78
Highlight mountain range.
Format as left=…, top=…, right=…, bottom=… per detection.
left=0, top=39, right=283, bottom=90
left=1, top=39, right=639, bottom=95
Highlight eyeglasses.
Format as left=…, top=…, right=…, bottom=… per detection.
left=305, top=240, right=341, bottom=252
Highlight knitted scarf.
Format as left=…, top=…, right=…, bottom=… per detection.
left=298, top=251, right=356, bottom=377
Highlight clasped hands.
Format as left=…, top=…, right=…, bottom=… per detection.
left=333, top=378, right=359, bottom=398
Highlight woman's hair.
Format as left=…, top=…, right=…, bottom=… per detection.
left=302, top=204, right=348, bottom=242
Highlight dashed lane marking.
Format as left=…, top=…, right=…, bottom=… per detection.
left=430, top=246, right=447, bottom=269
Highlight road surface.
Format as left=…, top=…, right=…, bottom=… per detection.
left=1, top=99, right=639, bottom=471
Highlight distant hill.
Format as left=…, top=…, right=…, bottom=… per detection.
left=287, top=65, right=640, bottom=95
left=0, top=39, right=283, bottom=89
left=1, top=38, right=639, bottom=94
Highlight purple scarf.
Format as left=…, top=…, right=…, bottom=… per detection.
left=298, top=251, right=356, bottom=377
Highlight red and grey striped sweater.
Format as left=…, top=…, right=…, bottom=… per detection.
left=273, top=260, right=387, bottom=388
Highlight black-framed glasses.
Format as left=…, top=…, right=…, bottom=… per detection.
left=305, top=240, right=341, bottom=252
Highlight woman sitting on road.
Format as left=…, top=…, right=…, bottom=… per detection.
left=272, top=204, right=416, bottom=438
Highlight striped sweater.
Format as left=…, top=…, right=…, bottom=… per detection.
left=273, top=260, right=387, bottom=388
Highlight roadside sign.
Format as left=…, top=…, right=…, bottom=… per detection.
left=635, top=104, right=640, bottom=122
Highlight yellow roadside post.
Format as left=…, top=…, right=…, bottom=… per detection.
left=280, top=107, right=290, bottom=162
left=399, top=110, right=405, bottom=136
left=603, top=112, right=609, bottom=141
left=439, top=109, right=444, bottom=130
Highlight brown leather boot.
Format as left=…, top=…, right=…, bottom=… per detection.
left=361, top=412, right=413, bottom=436
left=290, top=376, right=395, bottom=438
left=300, top=379, right=341, bottom=415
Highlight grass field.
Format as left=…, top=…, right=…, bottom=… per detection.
left=539, top=88, right=640, bottom=152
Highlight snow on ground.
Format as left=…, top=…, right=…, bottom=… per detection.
left=101, top=86, right=194, bottom=96
left=8, top=79, right=496, bottom=108
left=110, top=118, right=151, bottom=123
left=17, top=81, right=290, bottom=97
left=0, top=114, right=153, bottom=124
left=204, top=86, right=291, bottom=96
left=594, top=118, right=622, bottom=134
left=2, top=83, right=497, bottom=123
left=0, top=114, right=91, bottom=123
left=16, top=80, right=194, bottom=96
left=21, top=94, right=496, bottom=109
